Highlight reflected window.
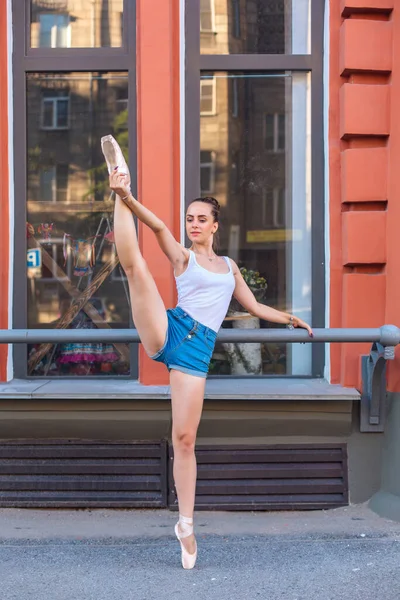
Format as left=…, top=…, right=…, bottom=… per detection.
left=262, top=188, right=285, bottom=229
left=39, top=165, right=69, bottom=203
left=200, top=77, right=216, bottom=115
left=41, top=94, right=69, bottom=130
left=200, top=0, right=215, bottom=32
left=231, top=78, right=239, bottom=118
left=232, top=0, right=241, bottom=39
left=39, top=13, right=70, bottom=48
left=31, top=0, right=124, bottom=48
left=200, top=151, right=216, bottom=195
left=264, top=113, right=285, bottom=153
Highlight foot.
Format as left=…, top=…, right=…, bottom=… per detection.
left=178, top=524, right=197, bottom=555
left=175, top=514, right=197, bottom=569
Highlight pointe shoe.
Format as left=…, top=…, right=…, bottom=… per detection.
left=101, top=134, right=131, bottom=192
left=174, top=514, right=197, bottom=570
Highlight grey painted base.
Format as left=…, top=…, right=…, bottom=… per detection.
left=368, top=393, right=400, bottom=523
left=369, top=491, right=400, bottom=523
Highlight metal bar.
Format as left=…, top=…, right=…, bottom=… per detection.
left=199, top=54, right=314, bottom=71
left=0, top=326, right=399, bottom=345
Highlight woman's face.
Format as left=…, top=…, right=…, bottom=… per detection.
left=186, top=202, right=218, bottom=245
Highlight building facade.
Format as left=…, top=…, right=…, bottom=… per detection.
left=0, top=0, right=399, bottom=515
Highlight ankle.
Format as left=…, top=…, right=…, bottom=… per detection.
left=178, top=514, right=194, bottom=537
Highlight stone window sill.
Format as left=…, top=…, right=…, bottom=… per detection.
left=0, top=378, right=360, bottom=400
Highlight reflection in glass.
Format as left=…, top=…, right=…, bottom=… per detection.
left=26, top=72, right=131, bottom=377
left=199, top=72, right=311, bottom=376
left=200, top=0, right=311, bottom=55
left=30, top=0, right=124, bottom=48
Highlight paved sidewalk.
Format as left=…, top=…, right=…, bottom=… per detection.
left=0, top=503, right=399, bottom=600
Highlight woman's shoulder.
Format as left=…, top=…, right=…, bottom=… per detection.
left=224, top=256, right=239, bottom=274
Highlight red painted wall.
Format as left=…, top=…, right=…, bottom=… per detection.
left=0, top=0, right=9, bottom=382
left=137, top=0, right=180, bottom=385
left=331, top=0, right=399, bottom=391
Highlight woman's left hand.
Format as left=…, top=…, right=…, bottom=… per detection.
left=292, top=316, right=313, bottom=338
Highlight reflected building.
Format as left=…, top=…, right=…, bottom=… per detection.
left=200, top=1, right=290, bottom=310
left=26, top=68, right=130, bottom=376
left=30, top=0, right=123, bottom=49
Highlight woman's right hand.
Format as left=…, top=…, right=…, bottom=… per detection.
left=109, top=167, right=131, bottom=199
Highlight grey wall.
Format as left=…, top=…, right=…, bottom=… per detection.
left=369, top=393, right=400, bottom=522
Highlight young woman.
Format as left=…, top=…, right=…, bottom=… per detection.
left=110, top=168, right=313, bottom=570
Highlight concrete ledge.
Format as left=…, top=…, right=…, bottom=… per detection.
left=0, top=378, right=360, bottom=401
left=369, top=490, right=400, bottom=523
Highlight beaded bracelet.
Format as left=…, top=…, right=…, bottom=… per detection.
left=287, top=315, right=295, bottom=330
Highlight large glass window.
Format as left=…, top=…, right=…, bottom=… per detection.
left=200, top=72, right=311, bottom=376
left=13, top=0, right=136, bottom=379
left=186, top=0, right=324, bottom=377
left=30, top=0, right=124, bottom=48
left=26, top=72, right=130, bottom=377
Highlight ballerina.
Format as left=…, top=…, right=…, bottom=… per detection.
left=109, top=167, right=313, bottom=569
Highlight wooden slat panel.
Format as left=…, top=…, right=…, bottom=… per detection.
left=0, top=459, right=161, bottom=476
left=195, top=479, right=344, bottom=495
left=0, top=490, right=163, bottom=499
left=195, top=448, right=344, bottom=464
left=0, top=475, right=161, bottom=491
left=0, top=489, right=165, bottom=508
left=0, top=441, right=168, bottom=508
left=0, top=446, right=162, bottom=459
left=197, top=462, right=343, bottom=479
left=168, top=444, right=348, bottom=511
left=194, top=493, right=346, bottom=504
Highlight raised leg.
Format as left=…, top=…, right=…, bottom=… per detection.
left=170, top=369, right=206, bottom=555
left=113, top=195, right=168, bottom=356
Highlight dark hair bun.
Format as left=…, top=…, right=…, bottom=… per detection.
left=204, top=196, right=220, bottom=211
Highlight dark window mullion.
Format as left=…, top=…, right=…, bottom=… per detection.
left=311, top=0, right=326, bottom=377
left=21, top=55, right=130, bottom=73
left=200, top=54, right=314, bottom=72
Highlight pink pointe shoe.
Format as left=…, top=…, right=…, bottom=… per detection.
left=100, top=134, right=132, bottom=199
left=174, top=514, right=197, bottom=570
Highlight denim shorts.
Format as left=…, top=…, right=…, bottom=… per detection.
left=150, top=306, right=217, bottom=378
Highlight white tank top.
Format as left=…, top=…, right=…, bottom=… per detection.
left=175, top=250, right=236, bottom=332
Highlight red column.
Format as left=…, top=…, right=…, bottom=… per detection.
left=330, top=0, right=393, bottom=389
left=136, top=0, right=180, bottom=385
left=386, top=5, right=400, bottom=392
left=0, top=1, right=9, bottom=382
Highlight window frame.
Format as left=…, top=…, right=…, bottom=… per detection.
left=12, top=0, right=138, bottom=380
left=184, top=0, right=326, bottom=378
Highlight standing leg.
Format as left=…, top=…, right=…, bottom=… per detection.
left=113, top=195, right=168, bottom=356
left=170, top=369, right=206, bottom=558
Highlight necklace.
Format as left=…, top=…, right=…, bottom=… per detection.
left=192, top=248, right=217, bottom=262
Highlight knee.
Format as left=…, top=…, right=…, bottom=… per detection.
left=173, top=430, right=196, bottom=455
left=124, top=259, right=148, bottom=280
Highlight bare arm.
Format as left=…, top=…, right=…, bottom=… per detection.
left=109, top=170, right=188, bottom=266
left=230, top=260, right=313, bottom=336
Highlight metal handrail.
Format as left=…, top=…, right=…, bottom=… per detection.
left=0, top=325, right=398, bottom=433
left=0, top=325, right=398, bottom=345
